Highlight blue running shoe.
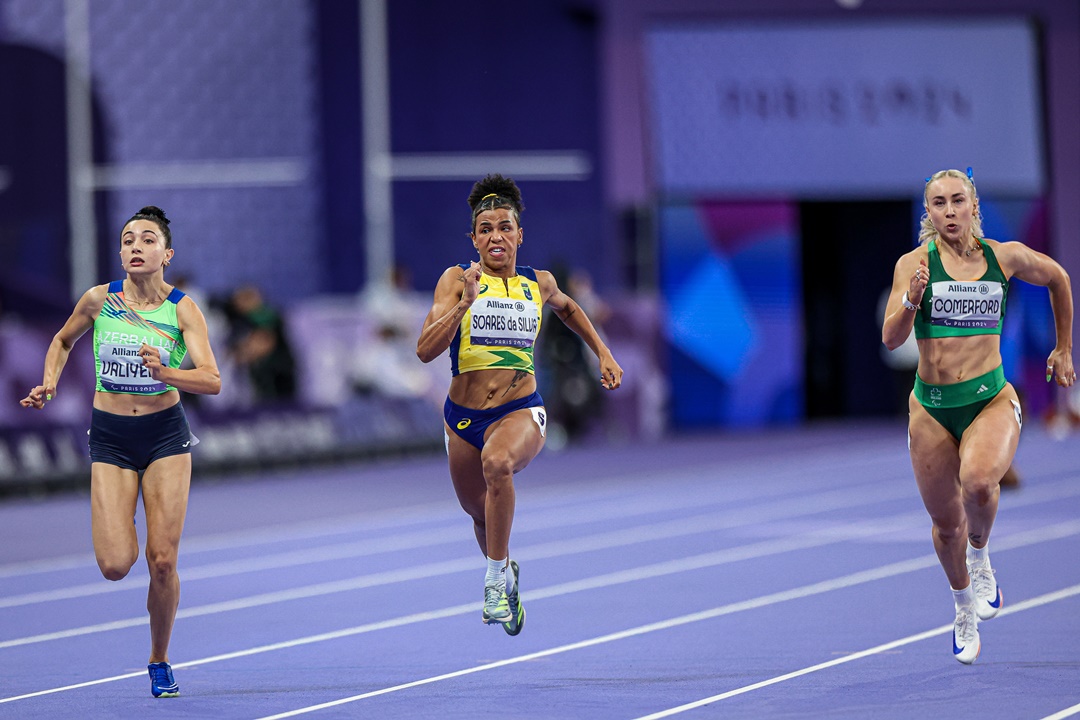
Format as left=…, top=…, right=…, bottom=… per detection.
left=503, top=560, right=525, bottom=636
left=148, top=662, right=180, bottom=698
left=969, top=563, right=1003, bottom=621
left=952, top=605, right=980, bottom=665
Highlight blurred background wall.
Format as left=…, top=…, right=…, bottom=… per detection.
left=0, top=0, right=1076, bottom=492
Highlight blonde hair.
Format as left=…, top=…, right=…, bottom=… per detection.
left=918, top=169, right=984, bottom=246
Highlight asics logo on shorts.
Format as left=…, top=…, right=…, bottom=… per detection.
left=457, top=419, right=472, bottom=430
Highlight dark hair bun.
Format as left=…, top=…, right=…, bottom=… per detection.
left=468, top=174, right=523, bottom=213
left=137, top=206, right=170, bottom=224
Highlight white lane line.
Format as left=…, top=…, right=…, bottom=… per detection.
left=254, top=581, right=1080, bottom=719
left=0, top=480, right=914, bottom=610
left=4, top=517, right=1079, bottom=705
left=633, top=583, right=1080, bottom=719
left=0, top=447, right=917, bottom=580
left=6, top=471, right=1075, bottom=616
left=4, top=477, right=1078, bottom=648
left=1042, top=703, right=1080, bottom=720
left=0, top=506, right=921, bottom=649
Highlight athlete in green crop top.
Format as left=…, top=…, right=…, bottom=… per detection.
left=418, top=174, right=623, bottom=636
left=882, top=169, right=1075, bottom=665
left=20, top=206, right=221, bottom=697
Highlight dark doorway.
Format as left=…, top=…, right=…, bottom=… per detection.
left=800, top=200, right=914, bottom=419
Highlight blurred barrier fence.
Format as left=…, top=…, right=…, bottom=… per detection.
left=0, top=396, right=444, bottom=496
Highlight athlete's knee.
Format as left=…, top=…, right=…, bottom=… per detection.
left=931, top=516, right=966, bottom=543
left=458, top=496, right=485, bottom=523
left=144, top=545, right=178, bottom=582
left=960, top=472, right=998, bottom=507
left=481, top=451, right=515, bottom=487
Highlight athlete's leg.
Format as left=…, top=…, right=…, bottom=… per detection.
left=90, top=462, right=141, bottom=581
left=479, top=409, right=546, bottom=562
left=446, top=424, right=488, bottom=554
left=908, top=394, right=967, bottom=590
left=140, top=453, right=191, bottom=664
left=958, top=385, right=1021, bottom=550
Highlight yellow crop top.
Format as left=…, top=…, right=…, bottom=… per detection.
left=450, top=265, right=542, bottom=376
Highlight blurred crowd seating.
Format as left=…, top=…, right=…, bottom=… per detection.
left=0, top=289, right=665, bottom=494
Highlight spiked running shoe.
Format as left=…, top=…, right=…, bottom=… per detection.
left=483, top=584, right=511, bottom=625
left=148, top=662, right=180, bottom=698
left=969, top=563, right=1003, bottom=621
left=502, top=560, right=525, bottom=636
left=952, top=605, right=981, bottom=665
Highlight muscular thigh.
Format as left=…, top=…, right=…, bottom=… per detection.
left=141, top=453, right=191, bottom=554
left=959, top=384, right=1021, bottom=480
left=483, top=408, right=546, bottom=473
left=90, top=464, right=140, bottom=565
left=908, top=395, right=963, bottom=521
left=447, top=423, right=486, bottom=511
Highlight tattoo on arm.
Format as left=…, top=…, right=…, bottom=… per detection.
left=558, top=306, right=577, bottom=322
left=501, top=370, right=530, bottom=398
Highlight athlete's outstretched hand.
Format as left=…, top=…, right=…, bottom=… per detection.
left=598, top=350, right=623, bottom=391
left=20, top=384, right=55, bottom=409
left=1046, top=347, right=1076, bottom=387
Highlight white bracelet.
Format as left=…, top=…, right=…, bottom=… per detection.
left=901, top=292, right=918, bottom=311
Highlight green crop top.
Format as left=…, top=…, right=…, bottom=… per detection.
left=93, top=280, right=188, bottom=394
left=913, top=239, right=1009, bottom=340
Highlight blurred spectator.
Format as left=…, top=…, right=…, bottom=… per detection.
left=223, top=284, right=296, bottom=403
left=351, top=266, right=438, bottom=405
left=538, top=264, right=611, bottom=445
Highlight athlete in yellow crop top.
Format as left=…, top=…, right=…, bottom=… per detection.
left=20, top=206, right=220, bottom=697
left=418, top=174, right=623, bottom=635
left=882, top=168, right=1074, bottom=664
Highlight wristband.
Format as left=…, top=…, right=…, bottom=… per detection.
left=901, top=292, right=918, bottom=311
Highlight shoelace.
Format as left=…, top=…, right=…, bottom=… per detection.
left=970, top=565, right=996, bottom=600
left=484, top=585, right=505, bottom=610
left=150, top=666, right=175, bottom=688
left=955, top=607, right=977, bottom=644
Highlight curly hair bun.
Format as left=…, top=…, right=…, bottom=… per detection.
left=468, top=174, right=523, bottom=213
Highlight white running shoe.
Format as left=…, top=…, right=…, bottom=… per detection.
left=953, top=604, right=981, bottom=665
left=968, top=563, right=1003, bottom=621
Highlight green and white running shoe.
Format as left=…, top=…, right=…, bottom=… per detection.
left=502, top=560, right=525, bottom=636
left=482, top=584, right=510, bottom=624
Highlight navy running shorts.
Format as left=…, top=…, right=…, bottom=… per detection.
left=88, top=402, right=197, bottom=471
left=443, top=392, right=545, bottom=450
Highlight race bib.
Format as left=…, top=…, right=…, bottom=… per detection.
left=929, top=281, right=1003, bottom=330
left=469, top=297, right=539, bottom=348
left=98, top=343, right=171, bottom=393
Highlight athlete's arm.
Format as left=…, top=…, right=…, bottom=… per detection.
left=20, top=284, right=105, bottom=409
left=882, top=250, right=927, bottom=351
left=416, top=263, right=480, bottom=363
left=142, top=296, right=221, bottom=395
left=537, top=270, right=623, bottom=390
left=998, top=241, right=1074, bottom=387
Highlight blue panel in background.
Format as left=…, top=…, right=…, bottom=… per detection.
left=661, top=201, right=803, bottom=429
